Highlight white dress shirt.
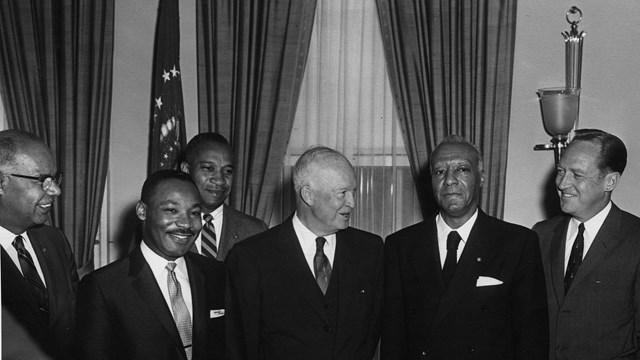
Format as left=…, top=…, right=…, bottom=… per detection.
left=0, top=226, right=47, bottom=287
left=194, top=205, right=224, bottom=254
left=564, top=201, right=611, bottom=272
left=436, top=210, right=479, bottom=268
left=292, top=212, right=336, bottom=275
left=140, top=240, right=193, bottom=321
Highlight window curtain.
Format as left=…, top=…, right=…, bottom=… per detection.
left=376, top=0, right=518, bottom=218
left=0, top=0, right=114, bottom=276
left=196, top=0, right=317, bottom=226
left=283, top=0, right=423, bottom=238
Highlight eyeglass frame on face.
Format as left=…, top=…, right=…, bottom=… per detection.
left=9, top=172, right=63, bottom=191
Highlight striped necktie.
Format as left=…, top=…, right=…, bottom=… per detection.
left=201, top=213, right=218, bottom=258
left=13, top=235, right=49, bottom=320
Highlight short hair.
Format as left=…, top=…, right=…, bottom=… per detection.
left=292, top=146, right=349, bottom=192
left=182, top=132, right=231, bottom=165
left=140, top=170, right=196, bottom=204
left=430, top=134, right=484, bottom=172
left=0, top=130, right=44, bottom=167
left=569, top=128, right=627, bottom=175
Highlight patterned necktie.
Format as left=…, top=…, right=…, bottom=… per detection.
left=201, top=213, right=218, bottom=258
left=564, top=223, right=585, bottom=294
left=166, top=262, right=193, bottom=360
left=442, top=231, right=462, bottom=287
left=314, top=237, right=332, bottom=294
left=13, top=235, right=49, bottom=319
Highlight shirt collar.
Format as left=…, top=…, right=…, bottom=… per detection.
left=292, top=212, right=336, bottom=247
left=203, top=204, right=224, bottom=220
left=140, top=240, right=187, bottom=278
left=436, top=208, right=479, bottom=243
left=570, top=201, right=612, bottom=240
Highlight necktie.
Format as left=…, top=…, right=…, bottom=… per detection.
left=201, top=213, right=218, bottom=258
left=166, top=262, right=193, bottom=360
left=314, top=237, right=332, bottom=294
left=442, top=231, right=462, bottom=287
left=13, top=236, right=49, bottom=319
left=564, top=223, right=585, bottom=294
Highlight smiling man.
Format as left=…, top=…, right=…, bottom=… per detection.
left=0, top=130, right=78, bottom=360
left=533, top=129, right=640, bottom=360
left=181, top=133, right=267, bottom=261
left=76, top=170, right=226, bottom=360
left=382, top=135, right=548, bottom=360
left=226, top=146, right=383, bottom=360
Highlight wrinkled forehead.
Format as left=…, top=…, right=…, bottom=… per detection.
left=431, top=143, right=480, bottom=167
left=10, top=143, right=56, bottom=173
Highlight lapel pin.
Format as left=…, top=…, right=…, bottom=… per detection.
left=477, top=257, right=482, bottom=262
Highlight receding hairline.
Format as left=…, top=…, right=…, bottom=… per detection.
left=292, top=146, right=352, bottom=191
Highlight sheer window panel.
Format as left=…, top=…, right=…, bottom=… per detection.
left=283, top=0, right=422, bottom=239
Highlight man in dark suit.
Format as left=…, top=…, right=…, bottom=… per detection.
left=226, top=146, right=383, bottom=360
left=382, top=135, right=548, bottom=359
left=0, top=129, right=79, bottom=360
left=181, top=133, right=267, bottom=261
left=533, top=129, right=640, bottom=359
left=76, top=170, right=227, bottom=360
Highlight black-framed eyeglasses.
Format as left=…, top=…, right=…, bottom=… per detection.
left=10, top=172, right=63, bottom=191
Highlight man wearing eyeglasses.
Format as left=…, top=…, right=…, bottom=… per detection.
left=0, top=129, right=79, bottom=360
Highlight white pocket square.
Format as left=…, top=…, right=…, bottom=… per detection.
left=476, top=276, right=503, bottom=287
left=210, top=309, right=225, bottom=318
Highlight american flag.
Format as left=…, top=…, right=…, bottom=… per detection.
left=148, top=0, right=186, bottom=174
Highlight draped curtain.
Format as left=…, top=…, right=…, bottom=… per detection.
left=376, top=0, right=518, bottom=218
left=197, top=0, right=317, bottom=226
left=0, top=0, right=114, bottom=276
left=284, top=0, right=422, bottom=238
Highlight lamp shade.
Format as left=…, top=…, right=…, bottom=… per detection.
left=537, top=87, right=580, bottom=137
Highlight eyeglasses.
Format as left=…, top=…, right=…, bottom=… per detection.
left=10, top=172, right=63, bottom=191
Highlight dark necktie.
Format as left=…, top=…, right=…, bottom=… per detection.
left=13, top=235, right=49, bottom=318
left=564, top=223, right=585, bottom=294
left=166, top=262, right=193, bottom=360
left=442, top=231, right=462, bottom=287
left=314, top=237, right=332, bottom=294
left=201, top=213, right=218, bottom=258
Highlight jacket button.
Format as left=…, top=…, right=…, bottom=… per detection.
left=556, top=344, right=564, bottom=351
left=323, top=325, right=330, bottom=332
left=467, top=347, right=475, bottom=353
left=481, top=305, right=489, bottom=312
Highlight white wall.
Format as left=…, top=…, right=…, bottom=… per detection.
left=107, top=0, right=197, bottom=261
left=505, top=1, right=640, bottom=227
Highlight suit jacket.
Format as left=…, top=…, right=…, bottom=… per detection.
left=1, top=225, right=79, bottom=360
left=216, top=205, right=268, bottom=261
left=225, top=216, right=383, bottom=360
left=533, top=203, right=640, bottom=360
left=382, top=210, right=549, bottom=360
left=76, top=247, right=227, bottom=360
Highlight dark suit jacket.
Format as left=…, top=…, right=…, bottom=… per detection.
left=382, top=210, right=549, bottom=360
left=216, top=205, right=268, bottom=261
left=76, top=247, right=227, bottom=360
left=225, top=217, right=383, bottom=360
left=1, top=225, right=79, bottom=360
left=533, top=203, right=640, bottom=360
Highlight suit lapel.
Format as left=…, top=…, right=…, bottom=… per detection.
left=567, top=205, right=623, bottom=294
left=218, top=205, right=236, bottom=257
left=1, top=247, right=42, bottom=314
left=186, top=255, right=206, bottom=359
left=411, top=220, right=443, bottom=296
left=431, top=212, right=500, bottom=327
left=549, top=218, right=569, bottom=304
left=26, top=230, right=58, bottom=322
left=274, top=220, right=329, bottom=323
left=129, top=248, right=185, bottom=357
